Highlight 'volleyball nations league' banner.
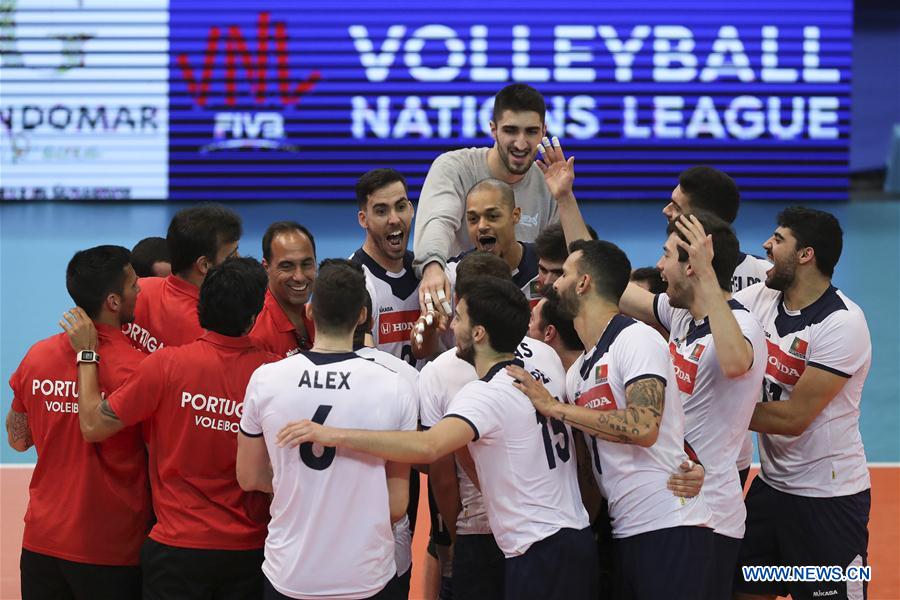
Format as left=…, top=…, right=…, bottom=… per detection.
left=1, top=0, right=852, bottom=201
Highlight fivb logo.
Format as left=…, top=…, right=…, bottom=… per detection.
left=175, top=11, right=320, bottom=153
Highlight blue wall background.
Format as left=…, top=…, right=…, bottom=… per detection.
left=2, top=199, right=898, bottom=463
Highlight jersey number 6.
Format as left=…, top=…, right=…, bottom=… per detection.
left=299, top=405, right=336, bottom=471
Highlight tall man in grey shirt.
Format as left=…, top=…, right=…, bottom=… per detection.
left=414, top=84, right=560, bottom=317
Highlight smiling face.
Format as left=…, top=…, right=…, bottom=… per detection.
left=466, top=187, right=520, bottom=259
left=551, top=252, right=585, bottom=320
left=762, top=226, right=801, bottom=291
left=655, top=233, right=692, bottom=309
left=359, top=180, right=413, bottom=268
left=662, top=184, right=692, bottom=222
left=489, top=109, right=545, bottom=177
left=264, top=230, right=316, bottom=308
left=452, top=298, right=477, bottom=366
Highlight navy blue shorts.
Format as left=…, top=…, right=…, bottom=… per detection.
left=452, top=533, right=505, bottom=600
left=613, top=525, right=713, bottom=600
left=734, top=477, right=870, bottom=600
left=706, top=533, right=742, bottom=600
left=505, top=527, right=598, bottom=600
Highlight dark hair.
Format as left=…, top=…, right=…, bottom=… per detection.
left=198, top=257, right=267, bottom=336
left=539, top=296, right=583, bottom=351
left=311, top=259, right=367, bottom=334
left=568, top=239, right=632, bottom=303
left=535, top=223, right=567, bottom=263
left=167, top=204, right=242, bottom=274
left=130, top=237, right=169, bottom=277
left=776, top=206, right=843, bottom=277
left=66, top=245, right=132, bottom=319
left=455, top=251, right=511, bottom=296
left=630, top=267, right=667, bottom=294
left=678, top=166, right=740, bottom=224
left=666, top=211, right=740, bottom=291
left=459, top=277, right=529, bottom=354
left=353, top=289, right=374, bottom=348
left=261, top=221, right=316, bottom=263
left=493, top=83, right=546, bottom=124
left=355, top=168, right=408, bottom=211
left=466, top=178, right=515, bottom=210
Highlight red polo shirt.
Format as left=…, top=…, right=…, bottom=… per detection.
left=249, top=289, right=315, bottom=358
left=108, top=331, right=277, bottom=550
left=122, top=275, right=204, bottom=354
left=8, top=324, right=151, bottom=566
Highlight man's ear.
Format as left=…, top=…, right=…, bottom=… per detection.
left=512, top=206, right=522, bottom=225
left=544, top=324, right=557, bottom=345
left=105, top=293, right=121, bottom=314
left=489, top=120, right=497, bottom=143
left=196, top=255, right=211, bottom=276
left=358, top=210, right=368, bottom=230
left=472, top=324, right=487, bottom=344
left=798, top=246, right=815, bottom=267
left=305, top=302, right=314, bottom=320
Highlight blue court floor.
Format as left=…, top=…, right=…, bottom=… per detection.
left=1, top=199, right=898, bottom=463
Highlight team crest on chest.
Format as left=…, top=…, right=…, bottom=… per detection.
left=689, top=344, right=706, bottom=362
left=594, top=363, right=608, bottom=384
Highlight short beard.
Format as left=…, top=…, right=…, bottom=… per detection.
left=765, top=260, right=796, bottom=291
left=456, top=341, right=476, bottom=367
left=499, top=147, right=531, bottom=175
left=554, top=287, right=580, bottom=321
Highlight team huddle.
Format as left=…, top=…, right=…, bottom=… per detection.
left=7, top=84, right=871, bottom=600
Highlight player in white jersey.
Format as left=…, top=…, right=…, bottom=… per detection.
left=619, top=212, right=767, bottom=599
left=732, top=207, right=871, bottom=600
left=236, top=260, right=416, bottom=600
left=419, top=251, right=567, bottom=599
left=277, top=276, right=598, bottom=600
left=508, top=238, right=713, bottom=600
left=662, top=165, right=772, bottom=487
left=349, top=168, right=423, bottom=369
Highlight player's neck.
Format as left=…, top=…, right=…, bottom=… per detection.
left=502, top=240, right=523, bottom=271
left=177, top=269, right=203, bottom=288
left=783, top=271, right=832, bottom=312
left=573, top=298, right=619, bottom=351
left=311, top=330, right=354, bottom=354
left=363, top=238, right=404, bottom=273
left=486, top=146, right=526, bottom=185
left=95, top=310, right=119, bottom=329
left=557, top=348, right=583, bottom=373
left=474, top=348, right=517, bottom=379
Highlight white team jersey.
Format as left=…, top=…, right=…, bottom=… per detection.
left=241, top=351, right=418, bottom=599
left=445, top=241, right=541, bottom=306
left=567, top=315, right=711, bottom=539
left=445, top=358, right=587, bottom=557
left=418, top=337, right=565, bottom=536
left=653, top=294, right=767, bottom=539
left=350, top=248, right=423, bottom=369
left=732, top=251, right=772, bottom=469
left=734, top=283, right=871, bottom=497
left=356, top=346, right=419, bottom=576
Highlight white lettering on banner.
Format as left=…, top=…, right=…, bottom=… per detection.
left=349, top=24, right=839, bottom=84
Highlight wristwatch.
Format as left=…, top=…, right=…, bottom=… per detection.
left=76, top=350, right=100, bottom=365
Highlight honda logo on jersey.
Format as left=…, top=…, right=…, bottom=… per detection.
left=377, top=309, right=419, bottom=344
left=788, top=337, right=809, bottom=358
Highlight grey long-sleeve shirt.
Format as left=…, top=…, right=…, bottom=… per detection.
left=412, top=147, right=560, bottom=276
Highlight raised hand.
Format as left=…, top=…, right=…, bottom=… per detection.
left=535, top=135, right=576, bottom=202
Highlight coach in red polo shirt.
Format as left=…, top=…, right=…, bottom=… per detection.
left=63, top=257, right=277, bottom=600
left=123, top=204, right=242, bottom=354
left=7, top=245, right=151, bottom=600
left=249, top=221, right=317, bottom=357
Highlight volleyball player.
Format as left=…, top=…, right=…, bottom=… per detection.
left=237, top=259, right=416, bottom=599
left=733, top=207, right=872, bottom=600
left=124, top=204, right=242, bottom=354
left=9, top=245, right=150, bottom=600
left=277, top=276, right=598, bottom=600
left=250, top=221, right=317, bottom=357
left=66, top=257, right=275, bottom=600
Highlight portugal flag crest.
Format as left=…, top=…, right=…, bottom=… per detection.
left=789, top=337, right=809, bottom=358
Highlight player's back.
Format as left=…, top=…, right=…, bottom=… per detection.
left=244, top=351, right=417, bottom=599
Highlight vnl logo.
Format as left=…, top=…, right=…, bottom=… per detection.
left=172, top=10, right=321, bottom=153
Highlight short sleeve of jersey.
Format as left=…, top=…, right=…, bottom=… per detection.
left=653, top=293, right=674, bottom=331
left=808, top=310, right=871, bottom=378
left=613, top=324, right=670, bottom=387
left=417, top=362, right=444, bottom=429
left=396, top=377, right=418, bottom=432
left=9, top=362, right=26, bottom=412
left=445, top=382, right=500, bottom=441
left=107, top=351, right=167, bottom=426
left=239, top=369, right=264, bottom=437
